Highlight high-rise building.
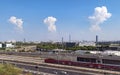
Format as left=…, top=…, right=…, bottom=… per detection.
left=96, top=35, right=98, bottom=46
left=96, top=35, right=98, bottom=43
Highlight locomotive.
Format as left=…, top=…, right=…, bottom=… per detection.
left=44, top=52, right=120, bottom=71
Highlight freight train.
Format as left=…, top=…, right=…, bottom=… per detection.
left=44, top=53, right=120, bottom=71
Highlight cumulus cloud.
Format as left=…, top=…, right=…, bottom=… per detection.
left=44, top=16, right=57, bottom=32
left=89, top=25, right=101, bottom=31
left=9, top=16, right=23, bottom=30
left=89, top=6, right=112, bottom=32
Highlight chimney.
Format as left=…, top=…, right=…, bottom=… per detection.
left=69, top=34, right=71, bottom=42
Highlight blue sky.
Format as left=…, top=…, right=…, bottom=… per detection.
left=0, top=0, right=120, bottom=42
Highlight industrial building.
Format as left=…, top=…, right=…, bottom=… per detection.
left=79, top=41, right=96, bottom=46
left=0, top=43, right=14, bottom=48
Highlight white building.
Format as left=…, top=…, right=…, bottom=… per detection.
left=79, top=41, right=96, bottom=46
left=0, top=43, right=2, bottom=48
left=6, top=43, right=14, bottom=48
left=90, top=50, right=120, bottom=56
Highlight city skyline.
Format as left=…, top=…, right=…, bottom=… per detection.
left=0, top=0, right=120, bottom=41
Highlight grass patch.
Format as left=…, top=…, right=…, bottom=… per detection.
left=0, top=64, right=32, bottom=75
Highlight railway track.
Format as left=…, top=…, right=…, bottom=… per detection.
left=0, top=54, right=119, bottom=75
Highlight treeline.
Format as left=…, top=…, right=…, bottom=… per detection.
left=36, top=43, right=59, bottom=50
left=65, top=46, right=97, bottom=50
left=15, top=42, right=97, bottom=51
left=36, top=43, right=97, bottom=51
left=15, top=42, right=37, bottom=46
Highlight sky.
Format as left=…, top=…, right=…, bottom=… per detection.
left=0, top=0, right=120, bottom=42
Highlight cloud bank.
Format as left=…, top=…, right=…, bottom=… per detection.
left=44, top=16, right=57, bottom=32
left=89, top=6, right=112, bottom=32
left=9, top=16, right=23, bottom=30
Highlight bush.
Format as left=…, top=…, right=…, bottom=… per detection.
left=0, top=64, right=22, bottom=75
left=0, top=64, right=32, bottom=75
left=0, top=48, right=5, bottom=50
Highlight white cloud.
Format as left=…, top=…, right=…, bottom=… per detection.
left=89, top=25, right=101, bottom=32
left=9, top=16, right=23, bottom=30
left=89, top=6, right=112, bottom=32
left=43, top=16, right=57, bottom=32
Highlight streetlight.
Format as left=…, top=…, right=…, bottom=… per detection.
left=56, top=52, right=59, bottom=64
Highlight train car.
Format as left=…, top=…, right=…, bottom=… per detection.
left=44, top=53, right=120, bottom=71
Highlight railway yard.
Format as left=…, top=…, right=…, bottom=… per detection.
left=0, top=52, right=120, bottom=75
